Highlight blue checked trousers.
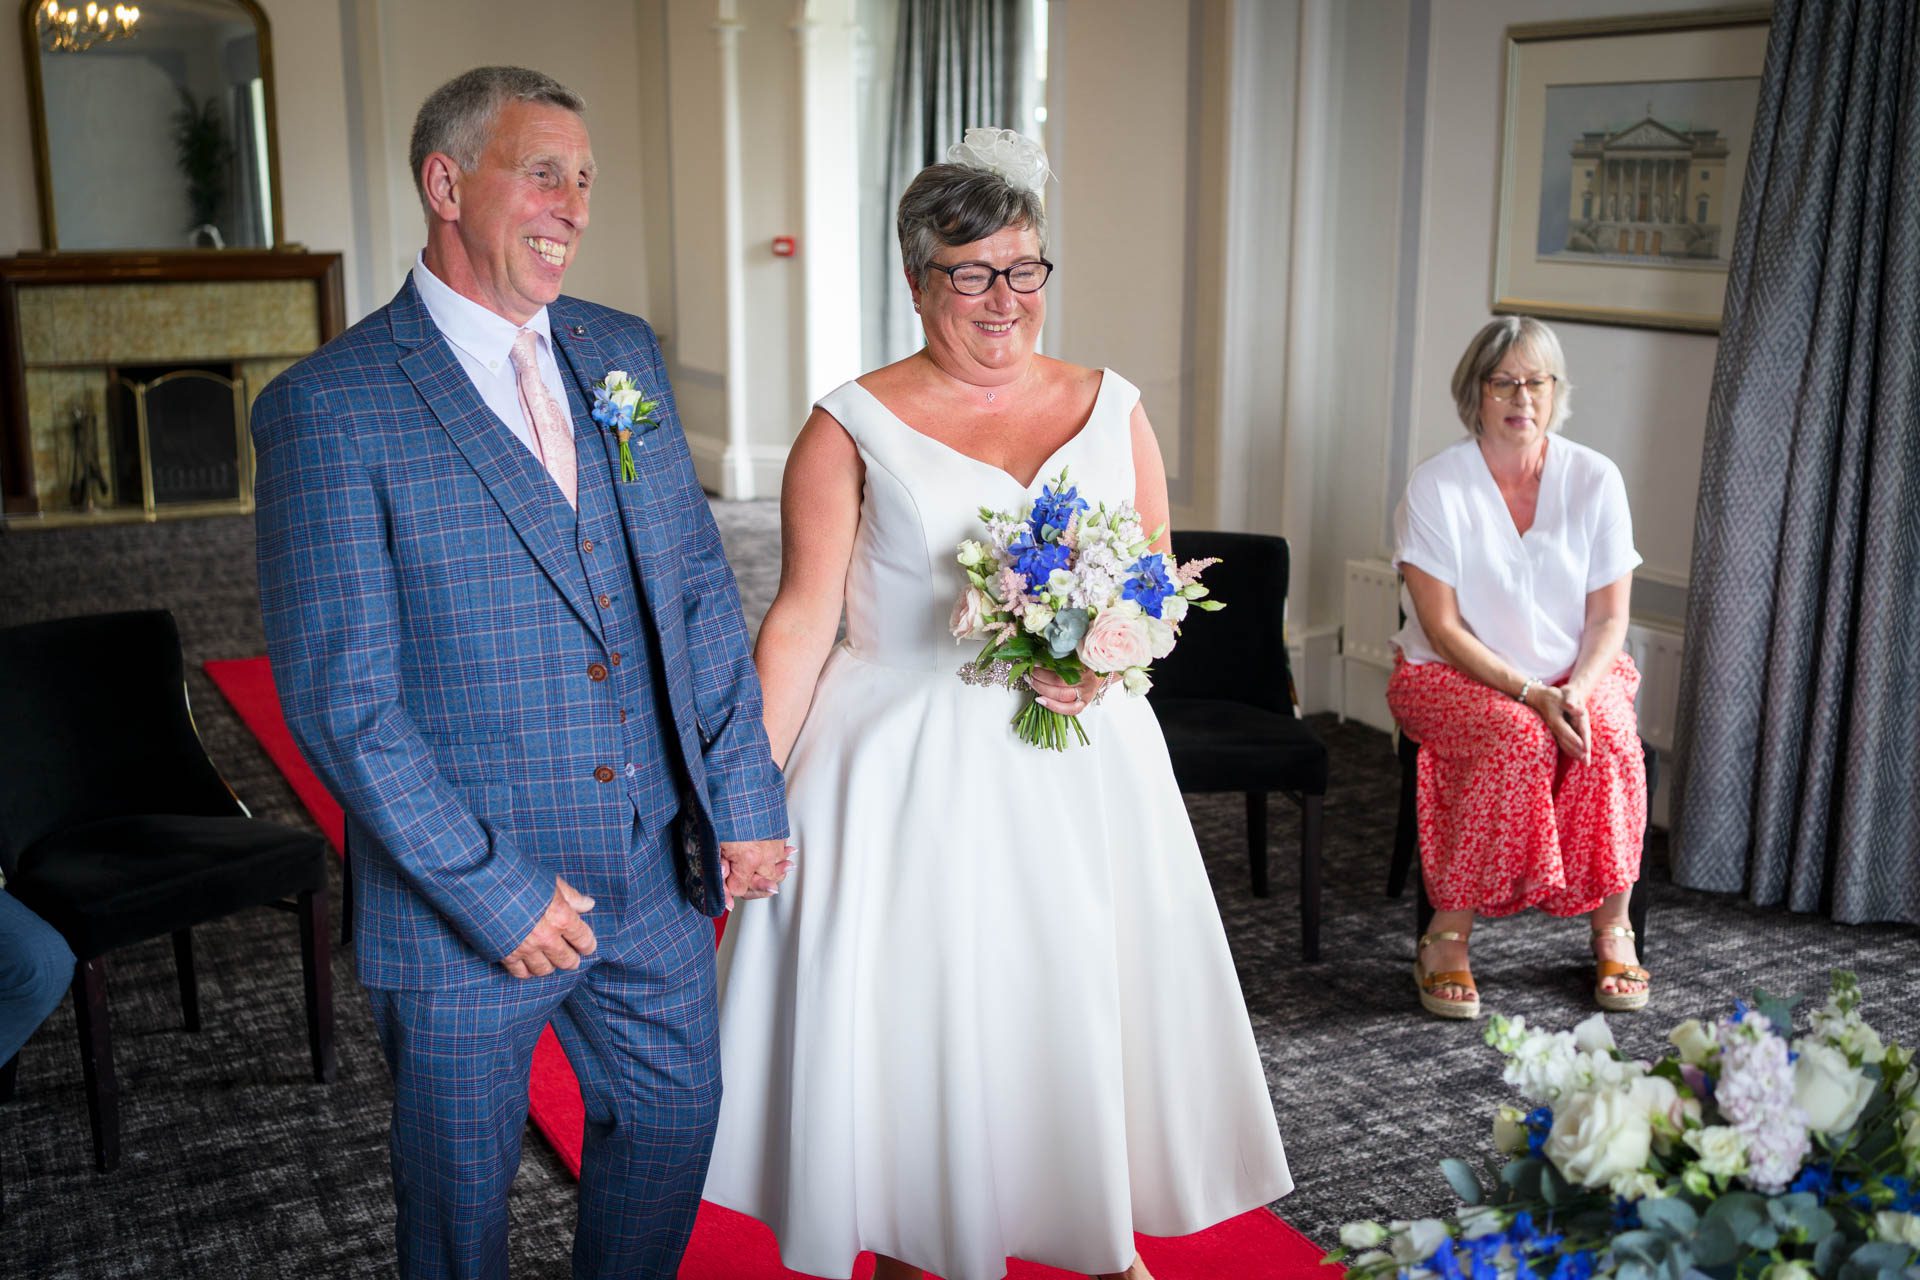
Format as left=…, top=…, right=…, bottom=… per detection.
left=367, top=829, right=721, bottom=1280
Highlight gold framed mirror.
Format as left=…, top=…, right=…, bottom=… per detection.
left=19, top=0, right=283, bottom=251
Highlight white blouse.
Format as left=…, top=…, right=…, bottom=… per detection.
left=1391, top=435, right=1640, bottom=681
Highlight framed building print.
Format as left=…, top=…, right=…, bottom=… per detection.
left=1493, top=7, right=1772, bottom=334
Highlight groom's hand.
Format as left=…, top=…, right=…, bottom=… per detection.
left=502, top=876, right=598, bottom=978
left=719, top=838, right=796, bottom=910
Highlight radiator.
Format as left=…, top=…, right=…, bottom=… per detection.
left=1623, top=618, right=1684, bottom=755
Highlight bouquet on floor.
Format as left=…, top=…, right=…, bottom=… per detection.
left=949, top=468, right=1221, bottom=750
left=1328, top=972, right=1920, bottom=1280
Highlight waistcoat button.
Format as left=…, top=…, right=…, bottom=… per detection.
left=588, top=662, right=608, bottom=682
left=593, top=765, right=615, bottom=783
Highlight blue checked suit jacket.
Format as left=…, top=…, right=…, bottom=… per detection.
left=253, top=277, right=788, bottom=990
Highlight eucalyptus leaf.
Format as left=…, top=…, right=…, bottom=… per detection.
left=1613, top=1230, right=1667, bottom=1265
left=1541, top=1162, right=1571, bottom=1208
left=1617, top=1262, right=1655, bottom=1280
left=1693, top=1220, right=1738, bottom=1267
left=1748, top=1225, right=1780, bottom=1251
left=1814, top=1231, right=1849, bottom=1278
left=1703, top=1191, right=1769, bottom=1245
left=1840, top=1243, right=1917, bottom=1280
left=1440, top=1158, right=1484, bottom=1206
left=1638, top=1199, right=1700, bottom=1236
left=1502, top=1160, right=1544, bottom=1198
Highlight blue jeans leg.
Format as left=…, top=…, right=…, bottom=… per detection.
left=0, top=890, right=74, bottom=1064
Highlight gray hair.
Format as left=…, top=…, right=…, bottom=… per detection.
left=896, top=163, right=1048, bottom=284
left=409, top=67, right=586, bottom=215
left=1449, top=315, right=1573, bottom=435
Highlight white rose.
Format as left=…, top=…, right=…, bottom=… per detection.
left=603, top=369, right=629, bottom=384
left=1794, top=1040, right=1876, bottom=1134
left=1572, top=1013, right=1617, bottom=1054
left=1078, top=610, right=1152, bottom=673
left=1160, top=594, right=1190, bottom=624
left=1339, top=1222, right=1388, bottom=1251
left=611, top=386, right=645, bottom=411
left=1684, top=1125, right=1747, bottom=1179
left=1544, top=1086, right=1653, bottom=1189
left=949, top=586, right=992, bottom=639
left=1873, top=1211, right=1920, bottom=1249
left=1761, top=1261, right=1818, bottom=1280
left=1021, top=602, right=1055, bottom=633
left=1634, top=1076, right=1686, bottom=1154
left=1121, top=668, right=1152, bottom=697
left=956, top=539, right=988, bottom=569
left=1669, top=1018, right=1717, bottom=1066
left=1493, top=1105, right=1529, bottom=1156
left=1388, top=1219, right=1451, bottom=1267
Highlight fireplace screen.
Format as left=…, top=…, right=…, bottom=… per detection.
left=109, top=365, right=251, bottom=515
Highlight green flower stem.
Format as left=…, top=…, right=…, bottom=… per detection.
left=1012, top=700, right=1091, bottom=750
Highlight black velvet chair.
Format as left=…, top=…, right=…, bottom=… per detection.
left=1388, top=730, right=1655, bottom=949
left=1147, top=532, right=1330, bottom=960
left=0, top=610, right=334, bottom=1173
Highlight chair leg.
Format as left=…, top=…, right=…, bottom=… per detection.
left=1246, top=791, right=1270, bottom=898
left=1415, top=871, right=1436, bottom=941
left=71, top=959, right=119, bottom=1173
left=1628, top=878, right=1649, bottom=957
left=299, top=889, right=336, bottom=1084
left=339, top=843, right=353, bottom=947
left=0, top=1054, right=17, bottom=1104
left=172, top=930, right=200, bottom=1032
left=1299, top=794, right=1324, bottom=962
left=1388, top=734, right=1421, bottom=898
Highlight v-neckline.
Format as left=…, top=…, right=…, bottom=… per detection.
left=849, top=369, right=1112, bottom=490
left=1474, top=435, right=1556, bottom=542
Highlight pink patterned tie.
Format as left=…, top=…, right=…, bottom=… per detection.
left=509, top=328, right=577, bottom=510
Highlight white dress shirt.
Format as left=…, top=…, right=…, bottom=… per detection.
left=411, top=253, right=575, bottom=461
left=1391, top=434, right=1641, bottom=682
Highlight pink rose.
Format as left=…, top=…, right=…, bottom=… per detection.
left=1078, top=610, right=1152, bottom=673
left=950, top=586, right=992, bottom=639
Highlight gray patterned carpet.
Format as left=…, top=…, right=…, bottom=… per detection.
left=1, top=508, right=1915, bottom=1279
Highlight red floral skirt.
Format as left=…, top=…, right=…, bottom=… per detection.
left=1385, top=652, right=1646, bottom=917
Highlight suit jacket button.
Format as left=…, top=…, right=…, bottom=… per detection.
left=597, top=594, right=612, bottom=609
left=610, top=651, right=623, bottom=666
left=588, top=662, right=608, bottom=682
left=581, top=538, right=595, bottom=553
left=594, top=765, right=615, bottom=783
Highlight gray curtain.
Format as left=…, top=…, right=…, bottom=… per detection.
left=1670, top=0, right=1919, bottom=923
left=875, top=0, right=1036, bottom=365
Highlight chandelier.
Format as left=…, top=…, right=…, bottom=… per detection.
left=37, top=1, right=141, bottom=54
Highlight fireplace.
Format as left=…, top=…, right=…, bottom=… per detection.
left=0, top=251, right=344, bottom=526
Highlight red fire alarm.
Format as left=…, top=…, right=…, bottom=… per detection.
left=771, top=235, right=797, bottom=258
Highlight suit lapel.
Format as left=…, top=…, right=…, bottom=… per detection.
left=390, top=280, right=600, bottom=637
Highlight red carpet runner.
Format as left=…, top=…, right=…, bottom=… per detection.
left=205, top=656, right=1327, bottom=1278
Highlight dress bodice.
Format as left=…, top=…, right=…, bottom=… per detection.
left=815, top=369, right=1141, bottom=674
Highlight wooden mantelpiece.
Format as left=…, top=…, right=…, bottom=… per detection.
left=0, top=250, right=344, bottom=522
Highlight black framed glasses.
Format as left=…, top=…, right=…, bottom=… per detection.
left=929, top=258, right=1055, bottom=295
left=1484, top=375, right=1557, bottom=403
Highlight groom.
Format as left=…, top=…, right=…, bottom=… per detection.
left=254, top=66, right=790, bottom=1278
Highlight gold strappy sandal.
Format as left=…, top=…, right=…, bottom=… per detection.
left=1592, top=924, right=1651, bottom=1012
left=1414, top=930, right=1480, bottom=1020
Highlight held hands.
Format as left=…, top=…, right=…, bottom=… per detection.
left=502, top=876, right=597, bottom=979
left=1526, top=682, right=1592, bottom=764
left=719, top=837, right=796, bottom=911
left=1029, top=667, right=1110, bottom=718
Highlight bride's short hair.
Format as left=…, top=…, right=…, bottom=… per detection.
left=896, top=165, right=1048, bottom=284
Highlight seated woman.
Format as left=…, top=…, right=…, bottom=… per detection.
left=1386, top=315, right=1650, bottom=1020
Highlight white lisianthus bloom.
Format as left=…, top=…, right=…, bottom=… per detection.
left=1900, top=1110, right=1920, bottom=1166
left=1388, top=1219, right=1451, bottom=1267
left=1761, top=1260, right=1818, bottom=1280
left=1339, top=1222, right=1389, bottom=1251
left=1142, top=615, right=1177, bottom=660
left=1160, top=594, right=1190, bottom=624
left=1635, top=1075, right=1686, bottom=1155
left=1684, top=1125, right=1748, bottom=1179
left=1122, top=667, right=1152, bottom=696
left=611, top=386, right=645, bottom=411
left=1793, top=1040, right=1876, bottom=1134
left=1457, top=1206, right=1506, bottom=1240
left=1545, top=1085, right=1654, bottom=1189
left=1572, top=1013, right=1617, bottom=1054
left=1492, top=1105, right=1529, bottom=1156
left=1873, top=1211, right=1920, bottom=1248
left=1502, top=1026, right=1582, bottom=1103
left=1609, top=1170, right=1668, bottom=1201
left=1021, top=602, right=1055, bottom=633
left=1669, top=1019, right=1717, bottom=1066
left=956, top=540, right=988, bottom=569
left=1047, top=568, right=1077, bottom=597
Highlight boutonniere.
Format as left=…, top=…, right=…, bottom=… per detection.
left=590, top=371, right=659, bottom=482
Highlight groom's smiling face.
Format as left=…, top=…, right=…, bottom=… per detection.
left=442, top=99, right=595, bottom=324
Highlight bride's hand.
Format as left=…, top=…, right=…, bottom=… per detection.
left=1029, top=668, right=1109, bottom=717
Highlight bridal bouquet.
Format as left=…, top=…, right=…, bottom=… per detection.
left=950, top=468, right=1220, bottom=750
left=1329, top=973, right=1920, bottom=1280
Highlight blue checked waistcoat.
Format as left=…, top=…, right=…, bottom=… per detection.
left=253, top=277, right=788, bottom=990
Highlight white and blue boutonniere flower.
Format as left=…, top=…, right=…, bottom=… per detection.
left=590, top=371, right=658, bottom=482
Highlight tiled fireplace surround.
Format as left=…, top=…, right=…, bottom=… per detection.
left=0, top=252, right=344, bottom=523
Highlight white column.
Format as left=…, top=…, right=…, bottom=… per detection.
left=794, top=0, right=863, bottom=404
left=715, top=0, right=754, bottom=498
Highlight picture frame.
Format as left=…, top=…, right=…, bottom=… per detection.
left=1492, top=7, right=1772, bottom=334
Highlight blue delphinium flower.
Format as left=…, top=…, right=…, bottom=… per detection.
left=1548, top=1249, right=1597, bottom=1280
left=591, top=386, right=630, bottom=430
left=1524, top=1106, right=1554, bottom=1158
left=1121, top=553, right=1177, bottom=618
left=1028, top=479, right=1088, bottom=537
left=1885, top=1174, right=1918, bottom=1212
left=1009, top=533, right=1071, bottom=588
left=1789, top=1161, right=1835, bottom=1198
left=1611, top=1196, right=1641, bottom=1232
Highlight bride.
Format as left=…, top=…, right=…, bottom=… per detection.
left=703, top=129, right=1292, bottom=1280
